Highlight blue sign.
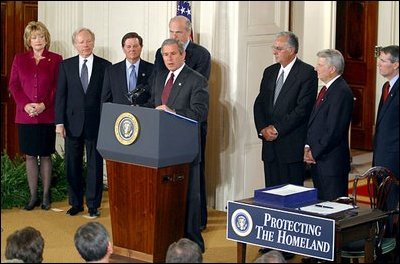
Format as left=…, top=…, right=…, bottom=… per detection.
left=227, top=201, right=335, bottom=261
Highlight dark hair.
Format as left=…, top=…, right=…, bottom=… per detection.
left=74, top=222, right=110, bottom=262
left=161, top=38, right=185, bottom=55
left=165, top=238, right=203, bottom=263
left=380, top=45, right=399, bottom=63
left=5, top=226, right=44, bottom=263
left=121, top=32, right=143, bottom=47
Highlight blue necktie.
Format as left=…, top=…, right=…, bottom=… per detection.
left=129, top=64, right=137, bottom=92
left=81, top=59, right=88, bottom=93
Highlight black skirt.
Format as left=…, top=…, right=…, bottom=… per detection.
left=18, top=124, right=56, bottom=156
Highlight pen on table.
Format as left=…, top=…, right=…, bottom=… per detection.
left=315, top=204, right=334, bottom=209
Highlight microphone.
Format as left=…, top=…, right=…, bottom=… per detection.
left=127, top=84, right=146, bottom=105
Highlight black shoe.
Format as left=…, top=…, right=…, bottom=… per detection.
left=41, top=203, right=50, bottom=210
left=200, top=225, right=206, bottom=231
left=66, top=206, right=84, bottom=216
left=41, top=196, right=51, bottom=210
left=88, top=208, right=100, bottom=218
left=24, top=199, right=40, bottom=211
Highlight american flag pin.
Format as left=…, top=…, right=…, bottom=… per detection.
left=142, top=73, right=146, bottom=76
left=178, top=83, right=182, bottom=86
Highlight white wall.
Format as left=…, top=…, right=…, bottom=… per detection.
left=39, top=1, right=399, bottom=211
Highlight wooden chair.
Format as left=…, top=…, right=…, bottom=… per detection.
left=341, top=166, right=399, bottom=263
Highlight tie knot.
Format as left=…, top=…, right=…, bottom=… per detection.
left=170, top=72, right=175, bottom=79
left=384, top=81, right=390, bottom=89
left=131, top=64, right=135, bottom=70
left=83, top=59, right=87, bottom=64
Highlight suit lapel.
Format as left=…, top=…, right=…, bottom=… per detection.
left=167, top=66, right=189, bottom=105
left=119, top=60, right=128, bottom=92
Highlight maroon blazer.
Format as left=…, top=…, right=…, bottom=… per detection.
left=8, top=49, right=63, bottom=124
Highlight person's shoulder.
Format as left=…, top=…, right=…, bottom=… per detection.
left=189, top=42, right=210, bottom=56
left=184, top=65, right=207, bottom=81
left=140, top=59, right=154, bottom=67
left=94, top=54, right=112, bottom=65
left=45, top=50, right=63, bottom=61
left=295, top=58, right=314, bottom=71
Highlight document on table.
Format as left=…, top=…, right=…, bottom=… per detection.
left=299, top=201, right=356, bottom=215
left=262, top=184, right=315, bottom=196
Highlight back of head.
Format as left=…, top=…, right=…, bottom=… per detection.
left=5, top=226, right=44, bottom=263
left=74, top=222, right=110, bottom=262
left=254, top=250, right=286, bottom=263
left=165, top=238, right=203, bottom=263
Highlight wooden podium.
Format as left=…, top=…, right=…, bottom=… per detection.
left=97, top=103, right=199, bottom=263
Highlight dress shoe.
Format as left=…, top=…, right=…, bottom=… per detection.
left=66, top=206, right=84, bottom=216
left=41, top=203, right=51, bottom=210
left=24, top=199, right=41, bottom=211
left=88, top=208, right=100, bottom=218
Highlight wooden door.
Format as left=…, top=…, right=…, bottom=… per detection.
left=1, top=1, right=37, bottom=157
left=335, top=1, right=378, bottom=150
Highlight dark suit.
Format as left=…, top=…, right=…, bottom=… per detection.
left=306, top=77, right=354, bottom=201
left=101, top=59, right=154, bottom=105
left=156, top=41, right=211, bottom=228
left=254, top=59, right=318, bottom=187
left=55, top=55, right=111, bottom=210
left=373, top=79, right=399, bottom=219
left=147, top=65, right=208, bottom=252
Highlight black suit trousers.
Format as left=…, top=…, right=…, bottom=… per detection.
left=185, top=161, right=205, bottom=252
left=65, top=135, right=103, bottom=209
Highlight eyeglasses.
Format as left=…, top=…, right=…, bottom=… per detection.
left=271, top=45, right=289, bottom=51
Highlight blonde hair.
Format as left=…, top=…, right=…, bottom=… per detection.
left=23, top=21, right=51, bottom=50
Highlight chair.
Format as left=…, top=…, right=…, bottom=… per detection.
left=341, top=166, right=399, bottom=263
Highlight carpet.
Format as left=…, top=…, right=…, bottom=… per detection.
left=348, top=178, right=371, bottom=205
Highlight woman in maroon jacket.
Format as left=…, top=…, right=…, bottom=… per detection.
left=8, top=21, right=62, bottom=210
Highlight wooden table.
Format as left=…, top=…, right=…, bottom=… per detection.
left=235, top=200, right=386, bottom=263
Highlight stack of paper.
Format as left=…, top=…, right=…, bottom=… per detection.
left=299, top=201, right=356, bottom=215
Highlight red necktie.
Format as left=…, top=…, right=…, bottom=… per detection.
left=382, top=81, right=390, bottom=103
left=161, top=73, right=174, bottom=105
left=315, top=86, right=327, bottom=108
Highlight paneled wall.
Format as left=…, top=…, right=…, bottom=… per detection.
left=38, top=1, right=399, bottom=211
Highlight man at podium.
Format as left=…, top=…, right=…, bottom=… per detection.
left=146, top=38, right=209, bottom=252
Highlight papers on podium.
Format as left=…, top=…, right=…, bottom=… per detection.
left=299, top=201, right=356, bottom=215
left=163, top=109, right=198, bottom=124
left=254, top=184, right=318, bottom=207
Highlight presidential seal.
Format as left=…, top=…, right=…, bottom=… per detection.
left=231, top=209, right=253, bottom=237
left=114, top=112, right=139, bottom=145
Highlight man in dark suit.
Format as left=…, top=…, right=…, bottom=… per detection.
left=101, top=32, right=153, bottom=106
left=304, top=49, right=354, bottom=201
left=253, top=31, right=318, bottom=188
left=373, top=45, right=399, bottom=223
left=147, top=38, right=208, bottom=252
left=55, top=28, right=111, bottom=218
left=154, top=15, right=211, bottom=230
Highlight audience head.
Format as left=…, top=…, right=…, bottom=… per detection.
left=121, top=32, right=143, bottom=64
left=315, top=49, right=345, bottom=83
left=161, top=38, right=186, bottom=72
left=5, top=226, right=44, bottom=263
left=378, top=45, right=399, bottom=80
left=273, top=31, right=298, bottom=67
left=254, top=250, right=286, bottom=263
left=74, top=222, right=113, bottom=263
left=165, top=238, right=202, bottom=263
left=23, top=21, right=51, bottom=50
left=169, top=15, right=192, bottom=43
